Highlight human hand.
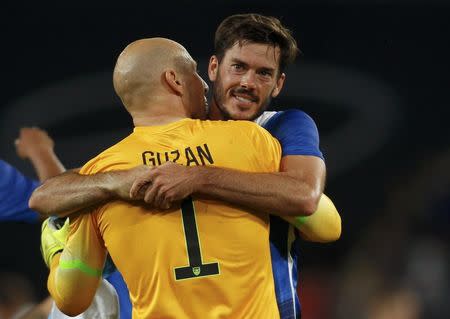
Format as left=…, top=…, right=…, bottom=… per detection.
left=107, top=165, right=154, bottom=201
left=15, top=127, right=55, bottom=160
left=129, top=162, right=198, bottom=209
left=41, top=217, right=69, bottom=267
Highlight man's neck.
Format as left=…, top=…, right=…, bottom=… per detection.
left=129, top=98, right=189, bottom=126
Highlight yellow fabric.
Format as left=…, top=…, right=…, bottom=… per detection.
left=51, top=119, right=282, bottom=319
left=295, top=193, right=342, bottom=243
left=41, top=217, right=69, bottom=267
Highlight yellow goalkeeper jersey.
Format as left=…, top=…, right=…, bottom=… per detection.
left=52, top=119, right=281, bottom=319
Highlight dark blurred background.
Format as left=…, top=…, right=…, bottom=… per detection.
left=1, top=2, right=449, bottom=318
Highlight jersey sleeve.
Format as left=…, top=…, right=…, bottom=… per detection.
left=48, top=213, right=107, bottom=315
left=263, top=109, right=324, bottom=160
left=79, top=151, right=133, bottom=175
left=48, top=152, right=114, bottom=315
left=294, top=193, right=341, bottom=242
left=0, top=159, right=40, bottom=223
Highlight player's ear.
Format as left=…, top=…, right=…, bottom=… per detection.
left=271, top=72, right=286, bottom=98
left=208, top=55, right=219, bottom=81
left=165, top=69, right=183, bottom=95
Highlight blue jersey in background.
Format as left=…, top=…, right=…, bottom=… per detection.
left=256, top=109, right=324, bottom=319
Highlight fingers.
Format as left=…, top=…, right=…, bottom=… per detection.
left=128, top=165, right=155, bottom=199
left=159, top=197, right=173, bottom=210
left=129, top=167, right=169, bottom=207
left=14, top=138, right=26, bottom=158
left=130, top=163, right=184, bottom=209
left=141, top=178, right=172, bottom=209
left=130, top=179, right=152, bottom=199
left=153, top=186, right=168, bottom=209
left=143, top=179, right=162, bottom=205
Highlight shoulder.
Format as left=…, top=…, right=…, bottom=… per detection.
left=262, top=109, right=317, bottom=131
left=79, top=134, right=135, bottom=175
left=254, top=111, right=279, bottom=127
left=255, top=109, right=319, bottom=138
left=202, top=119, right=260, bottom=129
left=201, top=119, right=269, bottom=136
left=226, top=119, right=276, bottom=139
left=201, top=119, right=279, bottom=149
left=256, top=109, right=324, bottom=158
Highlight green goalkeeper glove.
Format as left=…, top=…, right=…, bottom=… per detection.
left=41, top=217, right=70, bottom=267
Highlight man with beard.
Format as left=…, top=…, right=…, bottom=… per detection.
left=31, top=14, right=341, bottom=319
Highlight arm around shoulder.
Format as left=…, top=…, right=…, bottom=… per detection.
left=28, top=168, right=111, bottom=217
left=30, top=165, right=155, bottom=217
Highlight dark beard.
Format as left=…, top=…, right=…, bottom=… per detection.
left=212, top=71, right=272, bottom=121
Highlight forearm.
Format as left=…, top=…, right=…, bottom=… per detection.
left=27, top=148, right=65, bottom=182
left=283, top=193, right=341, bottom=243
left=193, top=166, right=318, bottom=216
left=29, top=170, right=117, bottom=217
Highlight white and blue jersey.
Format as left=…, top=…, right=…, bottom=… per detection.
left=255, top=109, right=324, bottom=319
left=0, top=159, right=40, bottom=223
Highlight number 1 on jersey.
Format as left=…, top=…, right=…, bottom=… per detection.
left=174, top=198, right=220, bottom=280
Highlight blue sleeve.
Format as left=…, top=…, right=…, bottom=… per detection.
left=263, top=109, right=324, bottom=160
left=0, top=159, right=40, bottom=223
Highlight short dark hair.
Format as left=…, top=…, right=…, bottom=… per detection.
left=214, top=13, right=299, bottom=74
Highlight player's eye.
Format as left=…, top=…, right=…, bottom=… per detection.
left=259, top=70, right=273, bottom=77
left=231, top=64, right=244, bottom=71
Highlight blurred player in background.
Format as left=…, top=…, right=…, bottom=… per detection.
left=1, top=128, right=64, bottom=223
left=1, top=127, right=122, bottom=319
left=0, top=128, right=61, bottom=319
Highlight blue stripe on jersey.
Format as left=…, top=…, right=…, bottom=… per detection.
left=0, top=159, right=40, bottom=223
left=263, top=109, right=324, bottom=160
left=269, top=216, right=301, bottom=319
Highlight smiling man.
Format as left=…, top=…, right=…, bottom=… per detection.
left=31, top=14, right=341, bottom=319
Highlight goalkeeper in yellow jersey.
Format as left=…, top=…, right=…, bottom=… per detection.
left=40, top=37, right=289, bottom=319
left=32, top=14, right=341, bottom=319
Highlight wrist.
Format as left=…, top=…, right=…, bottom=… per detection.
left=102, top=171, right=125, bottom=199
left=190, top=166, right=209, bottom=194
left=192, top=166, right=219, bottom=196
left=27, top=147, right=55, bottom=162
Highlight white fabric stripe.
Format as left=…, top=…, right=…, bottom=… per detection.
left=254, top=111, right=278, bottom=126
left=287, top=224, right=298, bottom=317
